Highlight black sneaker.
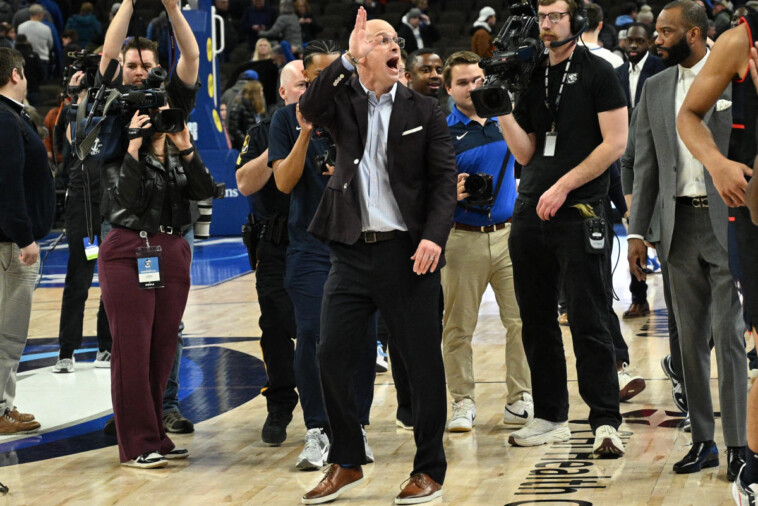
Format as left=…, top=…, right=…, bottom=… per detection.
left=262, top=410, right=293, bottom=446
left=163, top=410, right=195, bottom=434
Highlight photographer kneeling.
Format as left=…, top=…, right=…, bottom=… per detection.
left=98, top=110, right=216, bottom=469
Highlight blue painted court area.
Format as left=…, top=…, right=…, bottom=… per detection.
left=36, top=233, right=251, bottom=288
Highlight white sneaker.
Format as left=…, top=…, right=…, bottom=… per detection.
left=503, top=393, right=534, bottom=426
left=296, top=428, right=330, bottom=470
left=509, top=418, right=570, bottom=447
left=618, top=363, right=645, bottom=401
left=448, top=399, right=475, bottom=432
left=122, top=452, right=167, bottom=469
left=375, top=341, right=388, bottom=374
left=52, top=357, right=75, bottom=373
left=733, top=464, right=758, bottom=506
left=94, top=350, right=111, bottom=368
left=592, top=425, right=624, bottom=457
left=362, top=427, right=374, bottom=463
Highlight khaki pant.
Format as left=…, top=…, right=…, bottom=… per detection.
left=441, top=225, right=530, bottom=404
left=0, top=243, right=39, bottom=413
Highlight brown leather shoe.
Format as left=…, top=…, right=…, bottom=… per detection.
left=395, top=473, right=442, bottom=504
left=622, top=302, right=650, bottom=319
left=9, top=408, right=35, bottom=423
left=0, top=411, right=40, bottom=434
left=302, top=464, right=363, bottom=504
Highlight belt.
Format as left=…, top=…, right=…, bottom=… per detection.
left=158, top=225, right=183, bottom=235
left=453, top=220, right=511, bottom=233
left=359, top=230, right=403, bottom=243
left=676, top=196, right=709, bottom=208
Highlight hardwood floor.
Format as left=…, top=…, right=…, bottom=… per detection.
left=13, top=263, right=742, bottom=506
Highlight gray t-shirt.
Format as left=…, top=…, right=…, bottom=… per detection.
left=17, top=20, right=52, bottom=62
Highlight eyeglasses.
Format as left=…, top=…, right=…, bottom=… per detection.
left=537, top=12, right=569, bottom=24
left=370, top=34, right=405, bottom=49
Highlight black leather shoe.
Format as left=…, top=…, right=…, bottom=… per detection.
left=673, top=441, right=719, bottom=474
left=261, top=410, right=292, bottom=446
left=728, top=446, right=747, bottom=482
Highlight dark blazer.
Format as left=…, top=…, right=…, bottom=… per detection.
left=396, top=23, right=440, bottom=55
left=616, top=53, right=666, bottom=109
left=299, top=57, right=458, bottom=267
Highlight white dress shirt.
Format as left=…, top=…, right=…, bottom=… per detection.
left=675, top=51, right=709, bottom=197
left=628, top=52, right=649, bottom=108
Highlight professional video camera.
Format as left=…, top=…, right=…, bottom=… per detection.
left=471, top=0, right=544, bottom=117
left=64, top=49, right=100, bottom=95
left=313, top=127, right=336, bottom=174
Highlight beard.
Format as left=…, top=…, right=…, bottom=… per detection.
left=659, top=36, right=691, bottom=67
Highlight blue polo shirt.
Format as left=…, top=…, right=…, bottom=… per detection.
left=268, top=104, right=330, bottom=256
left=447, top=106, right=517, bottom=226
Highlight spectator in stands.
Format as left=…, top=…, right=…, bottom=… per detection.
left=345, top=0, right=382, bottom=31
left=221, top=69, right=260, bottom=111
left=253, top=36, right=272, bottom=60
left=61, top=29, right=81, bottom=67
left=0, top=1, right=12, bottom=26
left=615, top=2, right=638, bottom=30
left=582, top=3, right=623, bottom=68
left=37, top=0, right=62, bottom=35
left=637, top=4, right=654, bottom=26
left=241, top=0, right=277, bottom=50
left=396, top=7, right=439, bottom=54
left=260, top=0, right=302, bottom=48
left=471, top=6, right=496, bottom=59
left=713, top=0, right=733, bottom=36
left=294, top=0, right=321, bottom=43
left=17, top=5, right=51, bottom=66
left=227, top=79, right=266, bottom=149
left=65, top=2, right=102, bottom=49
left=13, top=34, right=43, bottom=105
left=0, top=22, right=13, bottom=48
left=214, top=0, right=238, bottom=62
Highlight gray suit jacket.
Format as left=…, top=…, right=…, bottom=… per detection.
left=629, top=65, right=732, bottom=261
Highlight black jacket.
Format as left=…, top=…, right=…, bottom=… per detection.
left=102, top=148, right=216, bottom=234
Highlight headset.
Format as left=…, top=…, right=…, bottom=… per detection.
left=549, top=0, right=588, bottom=48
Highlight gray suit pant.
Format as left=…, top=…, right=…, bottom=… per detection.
left=666, top=204, right=746, bottom=446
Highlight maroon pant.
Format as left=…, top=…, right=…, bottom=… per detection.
left=98, top=227, right=191, bottom=462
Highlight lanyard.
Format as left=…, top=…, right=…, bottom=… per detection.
left=544, top=49, right=575, bottom=132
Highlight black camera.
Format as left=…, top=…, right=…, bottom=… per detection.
left=64, top=49, right=100, bottom=95
left=313, top=128, right=336, bottom=174
left=464, top=173, right=495, bottom=207
left=471, top=1, right=544, bottom=117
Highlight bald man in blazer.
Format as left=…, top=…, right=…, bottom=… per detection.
left=298, top=8, right=457, bottom=505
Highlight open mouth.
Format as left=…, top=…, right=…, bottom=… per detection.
left=386, top=56, right=400, bottom=72
left=428, top=80, right=441, bottom=89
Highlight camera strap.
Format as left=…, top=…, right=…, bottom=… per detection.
left=544, top=49, right=575, bottom=132
left=457, top=146, right=512, bottom=216
left=74, top=87, right=123, bottom=160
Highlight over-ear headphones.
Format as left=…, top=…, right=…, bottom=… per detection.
left=570, top=0, right=588, bottom=36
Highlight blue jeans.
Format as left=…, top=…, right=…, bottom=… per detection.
left=285, top=249, right=376, bottom=429
left=163, top=227, right=194, bottom=413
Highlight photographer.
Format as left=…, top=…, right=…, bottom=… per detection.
left=441, top=51, right=532, bottom=434
left=51, top=70, right=112, bottom=374
left=94, top=0, right=201, bottom=435
left=269, top=40, right=376, bottom=471
left=98, top=109, right=216, bottom=469
left=497, top=0, right=628, bottom=455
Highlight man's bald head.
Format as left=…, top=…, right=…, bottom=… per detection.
left=279, top=60, right=307, bottom=105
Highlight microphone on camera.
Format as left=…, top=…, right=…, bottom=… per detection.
left=549, top=25, right=586, bottom=48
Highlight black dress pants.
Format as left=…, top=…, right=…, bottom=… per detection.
left=509, top=198, right=621, bottom=431
left=318, top=234, right=447, bottom=484
left=58, top=199, right=111, bottom=358
left=255, top=239, right=298, bottom=414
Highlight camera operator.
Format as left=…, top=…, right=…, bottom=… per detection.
left=269, top=40, right=377, bottom=471
left=497, top=0, right=628, bottom=455
left=98, top=109, right=216, bottom=469
left=51, top=69, right=112, bottom=374
left=234, top=60, right=305, bottom=446
left=95, top=0, right=202, bottom=436
left=441, top=50, right=532, bottom=434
